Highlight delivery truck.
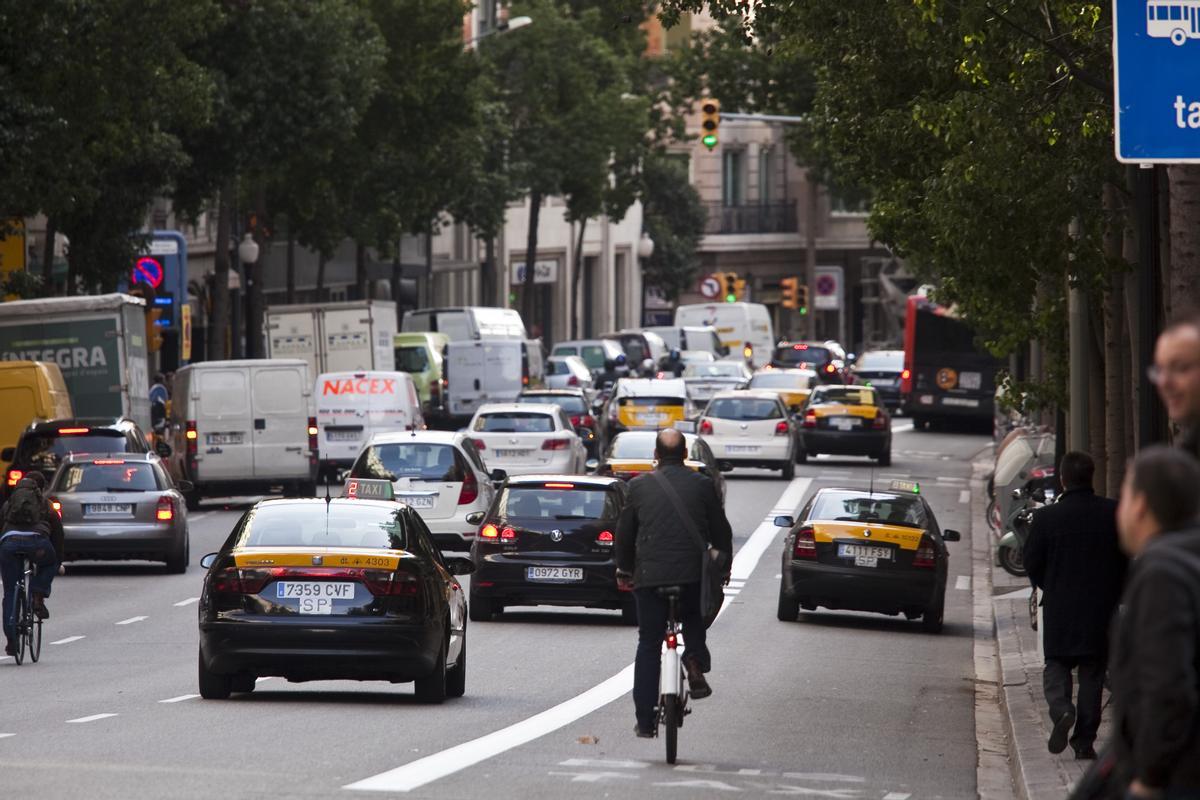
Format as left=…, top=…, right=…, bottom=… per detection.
left=0, top=294, right=152, bottom=431
left=264, top=300, right=396, bottom=376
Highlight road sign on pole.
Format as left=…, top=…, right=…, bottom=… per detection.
left=699, top=275, right=721, bottom=299
left=1113, top=0, right=1200, bottom=163
left=813, top=267, right=842, bottom=311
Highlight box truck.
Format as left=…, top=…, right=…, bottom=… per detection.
left=265, top=300, right=396, bottom=376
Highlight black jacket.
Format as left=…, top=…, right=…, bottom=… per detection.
left=1180, top=425, right=1200, bottom=463
left=1023, top=488, right=1127, bottom=659
left=615, top=462, right=732, bottom=588
left=0, top=493, right=65, bottom=562
left=1111, top=530, right=1200, bottom=791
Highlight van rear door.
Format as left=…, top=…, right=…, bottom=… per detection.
left=322, top=306, right=373, bottom=372
left=193, top=367, right=255, bottom=481
left=250, top=363, right=312, bottom=480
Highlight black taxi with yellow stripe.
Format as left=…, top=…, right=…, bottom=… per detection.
left=197, top=479, right=474, bottom=702
left=797, top=384, right=892, bottom=465
left=775, top=481, right=960, bottom=632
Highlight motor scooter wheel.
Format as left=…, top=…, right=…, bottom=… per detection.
left=998, top=545, right=1027, bottom=577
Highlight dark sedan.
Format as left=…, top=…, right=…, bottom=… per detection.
left=467, top=475, right=634, bottom=624
left=197, top=489, right=474, bottom=703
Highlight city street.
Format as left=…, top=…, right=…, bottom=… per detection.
left=1, top=424, right=989, bottom=799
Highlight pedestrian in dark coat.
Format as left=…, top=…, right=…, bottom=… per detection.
left=1112, top=446, right=1200, bottom=799
left=1024, top=450, right=1127, bottom=759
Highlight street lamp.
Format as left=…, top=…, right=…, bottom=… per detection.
left=467, top=15, right=532, bottom=45
left=237, top=232, right=260, bottom=266
left=637, top=231, right=655, bottom=260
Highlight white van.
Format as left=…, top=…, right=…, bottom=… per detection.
left=314, top=370, right=423, bottom=481
left=401, top=306, right=527, bottom=341
left=167, top=359, right=316, bottom=509
left=444, top=340, right=544, bottom=422
left=674, top=302, right=775, bottom=368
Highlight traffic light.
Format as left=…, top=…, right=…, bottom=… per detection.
left=798, top=285, right=810, bottom=316
left=128, top=284, right=164, bottom=353
left=716, top=271, right=737, bottom=303
left=780, top=277, right=799, bottom=309
left=700, top=98, right=720, bottom=150
left=733, top=277, right=746, bottom=301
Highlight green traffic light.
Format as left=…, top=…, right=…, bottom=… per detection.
left=799, top=306, right=808, bottom=315
left=725, top=293, right=736, bottom=303
left=702, top=134, right=717, bottom=150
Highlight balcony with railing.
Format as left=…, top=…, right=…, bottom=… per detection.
left=703, top=200, right=798, bottom=235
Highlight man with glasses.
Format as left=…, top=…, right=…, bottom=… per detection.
left=1151, top=315, right=1200, bottom=458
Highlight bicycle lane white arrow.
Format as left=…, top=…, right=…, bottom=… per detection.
left=344, top=477, right=813, bottom=794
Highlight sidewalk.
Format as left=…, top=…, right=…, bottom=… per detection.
left=973, top=459, right=1112, bottom=800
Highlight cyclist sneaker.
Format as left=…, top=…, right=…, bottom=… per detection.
left=684, top=659, right=712, bottom=699
left=634, top=724, right=655, bottom=739
left=4, top=640, right=14, bottom=656
left=32, top=593, right=49, bottom=620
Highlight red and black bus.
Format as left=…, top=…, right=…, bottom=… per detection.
left=900, top=296, right=998, bottom=429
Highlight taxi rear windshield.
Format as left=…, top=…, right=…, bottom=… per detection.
left=475, top=412, right=554, bottom=433
left=238, top=504, right=410, bottom=550
left=53, top=462, right=161, bottom=493
left=750, top=373, right=810, bottom=390
left=499, top=487, right=619, bottom=519
left=810, top=491, right=928, bottom=529
left=352, top=443, right=464, bottom=482
left=810, top=388, right=878, bottom=406
left=706, top=398, right=783, bottom=420
left=774, top=345, right=832, bottom=366
left=618, top=396, right=684, bottom=408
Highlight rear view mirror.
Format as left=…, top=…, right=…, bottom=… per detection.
left=177, top=480, right=194, bottom=494
left=155, top=440, right=172, bottom=458
left=942, top=529, right=962, bottom=542
left=773, top=515, right=795, bottom=528
left=445, top=557, right=476, bottom=576
left=199, top=553, right=219, bottom=570
left=490, top=469, right=508, bottom=483
left=465, top=511, right=485, bottom=525
left=719, top=461, right=734, bottom=473
left=1011, top=487, right=1025, bottom=501
left=0, top=447, right=13, bottom=462
left=585, top=459, right=599, bottom=472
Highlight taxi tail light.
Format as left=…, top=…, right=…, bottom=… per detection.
left=872, top=412, right=888, bottom=430
left=458, top=469, right=479, bottom=505
left=914, top=534, right=936, bottom=569
left=699, top=418, right=713, bottom=435
left=6, top=469, right=23, bottom=487
left=542, top=438, right=570, bottom=451
left=793, top=527, right=817, bottom=560
left=774, top=421, right=789, bottom=436
left=596, top=530, right=614, bottom=546
left=156, top=496, right=175, bottom=522
left=363, top=568, right=420, bottom=597
left=802, top=413, right=817, bottom=429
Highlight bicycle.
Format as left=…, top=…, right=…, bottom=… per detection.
left=656, top=585, right=690, bottom=764
left=9, top=554, right=43, bottom=665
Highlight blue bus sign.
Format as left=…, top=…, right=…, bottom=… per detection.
left=1114, top=0, right=1200, bottom=163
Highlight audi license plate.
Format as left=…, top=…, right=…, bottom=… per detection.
left=526, top=566, right=584, bottom=583
left=495, top=449, right=531, bottom=458
left=85, top=503, right=132, bottom=516
left=326, top=430, right=360, bottom=441
left=206, top=432, right=244, bottom=445
left=398, top=494, right=436, bottom=509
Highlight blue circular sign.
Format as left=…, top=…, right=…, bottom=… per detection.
left=132, top=256, right=164, bottom=289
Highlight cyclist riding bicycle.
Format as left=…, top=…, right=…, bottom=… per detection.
left=615, top=428, right=732, bottom=738
left=1, top=476, right=62, bottom=655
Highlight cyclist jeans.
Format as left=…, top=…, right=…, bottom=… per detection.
left=0, top=534, right=57, bottom=642
left=633, top=582, right=709, bottom=730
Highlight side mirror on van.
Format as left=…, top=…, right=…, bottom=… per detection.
left=0, top=447, right=13, bottom=462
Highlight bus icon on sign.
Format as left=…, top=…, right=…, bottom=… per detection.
left=1147, top=0, right=1200, bottom=45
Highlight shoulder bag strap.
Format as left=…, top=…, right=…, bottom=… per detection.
left=650, top=469, right=708, bottom=554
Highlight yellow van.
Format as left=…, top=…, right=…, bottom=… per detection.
left=0, top=361, right=73, bottom=469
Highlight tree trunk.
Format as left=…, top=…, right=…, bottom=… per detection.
left=65, top=237, right=78, bottom=296
left=210, top=183, right=234, bottom=360
left=482, top=235, right=495, bottom=307
left=1168, top=165, right=1200, bottom=323
left=285, top=224, right=296, bottom=305
left=392, top=250, right=403, bottom=326
left=316, top=252, right=328, bottom=302
left=40, top=216, right=57, bottom=296
left=1122, top=172, right=1140, bottom=457
left=355, top=240, right=367, bottom=301
left=1087, top=305, right=1107, bottom=497
left=522, top=190, right=542, bottom=333
left=246, top=189, right=268, bottom=358
left=571, top=218, right=588, bottom=339
left=1102, top=182, right=1127, bottom=497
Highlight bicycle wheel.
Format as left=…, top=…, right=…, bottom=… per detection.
left=29, top=614, right=42, bottom=663
left=663, top=694, right=679, bottom=764
left=12, top=584, right=27, bottom=666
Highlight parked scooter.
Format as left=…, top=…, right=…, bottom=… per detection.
left=997, top=481, right=1057, bottom=577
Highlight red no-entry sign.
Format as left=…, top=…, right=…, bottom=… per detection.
left=131, top=256, right=164, bottom=289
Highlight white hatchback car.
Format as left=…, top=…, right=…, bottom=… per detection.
left=698, top=390, right=796, bottom=479
left=468, top=403, right=588, bottom=477
left=346, top=430, right=499, bottom=551
left=545, top=355, right=594, bottom=392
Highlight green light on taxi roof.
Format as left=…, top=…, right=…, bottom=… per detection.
left=888, top=479, right=919, bottom=494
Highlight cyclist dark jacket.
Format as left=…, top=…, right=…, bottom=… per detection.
left=615, top=462, right=731, bottom=587
left=0, top=479, right=64, bottom=561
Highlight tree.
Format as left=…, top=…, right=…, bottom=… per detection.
left=640, top=154, right=706, bottom=302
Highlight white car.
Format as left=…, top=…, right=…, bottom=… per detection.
left=682, top=361, right=752, bottom=404
left=698, top=390, right=795, bottom=479
left=468, top=403, right=588, bottom=477
left=346, top=430, right=498, bottom=551
left=545, top=355, right=594, bottom=391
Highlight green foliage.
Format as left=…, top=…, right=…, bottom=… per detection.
left=641, top=154, right=706, bottom=300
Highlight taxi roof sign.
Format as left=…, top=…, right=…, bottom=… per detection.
left=888, top=479, right=920, bottom=495
left=342, top=478, right=395, bottom=501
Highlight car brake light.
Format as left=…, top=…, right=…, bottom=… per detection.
left=542, top=438, right=570, bottom=450
left=793, top=527, right=817, bottom=559
left=699, top=418, right=713, bottom=435
left=872, top=413, right=888, bottom=430
left=6, top=469, right=24, bottom=487
left=567, top=375, right=579, bottom=386
left=545, top=482, right=575, bottom=489
left=470, top=438, right=486, bottom=451
left=666, top=632, right=678, bottom=649
left=792, top=344, right=808, bottom=350
left=774, top=421, right=789, bottom=436
left=458, top=469, right=479, bottom=505
left=580, top=415, right=595, bottom=429
left=48, top=497, right=62, bottom=518
left=156, top=496, right=175, bottom=522
left=501, top=527, right=517, bottom=542
left=480, top=523, right=499, bottom=539
left=570, top=415, right=581, bottom=427
left=307, top=416, right=319, bottom=453
left=58, top=427, right=89, bottom=435
left=93, top=459, right=126, bottom=465
left=824, top=364, right=836, bottom=374
left=597, top=530, right=614, bottom=546
left=362, top=568, right=420, bottom=597
left=914, top=534, right=936, bottom=568
left=803, top=413, right=817, bottom=429
left=1029, top=466, right=1056, bottom=479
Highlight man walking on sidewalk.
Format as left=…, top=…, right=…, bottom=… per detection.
left=1112, top=446, right=1200, bottom=799
left=1023, top=450, right=1127, bottom=760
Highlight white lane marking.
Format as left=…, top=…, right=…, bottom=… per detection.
left=559, top=759, right=649, bottom=769
left=0, top=656, right=10, bottom=662
left=159, top=694, right=200, bottom=704
left=174, top=597, right=200, bottom=607
left=959, top=489, right=970, bottom=504
left=780, top=773, right=866, bottom=783
left=995, top=587, right=1032, bottom=601
left=724, top=589, right=741, bottom=596
left=548, top=771, right=637, bottom=784
left=345, top=478, right=814, bottom=794
left=51, top=635, right=85, bottom=645
left=884, top=793, right=912, bottom=800
left=115, top=616, right=148, bottom=626
left=955, top=575, right=971, bottom=591
left=0, top=733, right=15, bottom=739
left=255, top=676, right=275, bottom=683
left=66, top=713, right=117, bottom=724
left=891, top=421, right=914, bottom=433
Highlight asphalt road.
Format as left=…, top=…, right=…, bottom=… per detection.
left=1, top=422, right=990, bottom=799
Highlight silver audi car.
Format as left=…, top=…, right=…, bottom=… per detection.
left=47, top=453, right=191, bottom=572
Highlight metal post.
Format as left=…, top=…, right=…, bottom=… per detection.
left=1135, top=165, right=1162, bottom=447
left=804, top=177, right=818, bottom=340
left=1068, top=280, right=1089, bottom=451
